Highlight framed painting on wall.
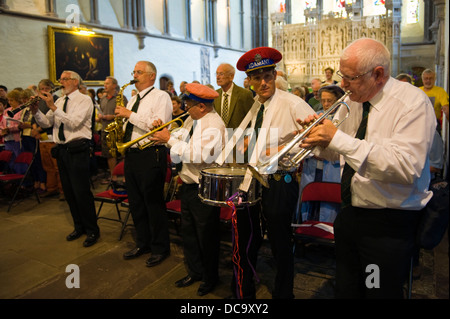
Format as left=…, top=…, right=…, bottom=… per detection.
left=48, top=26, right=113, bottom=86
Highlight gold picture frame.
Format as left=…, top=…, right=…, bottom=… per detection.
left=48, top=26, right=113, bottom=86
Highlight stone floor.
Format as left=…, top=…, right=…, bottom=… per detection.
left=0, top=176, right=448, bottom=309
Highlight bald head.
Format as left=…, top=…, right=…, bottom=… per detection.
left=341, top=38, right=390, bottom=79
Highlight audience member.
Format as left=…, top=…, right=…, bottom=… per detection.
left=34, top=79, right=64, bottom=200
left=19, top=89, right=46, bottom=192
left=97, top=76, right=127, bottom=184
left=298, top=85, right=345, bottom=223
left=166, top=80, right=177, bottom=97
left=291, top=86, right=305, bottom=99
left=214, top=63, right=254, bottom=129
left=420, top=69, right=449, bottom=131
left=322, top=67, right=338, bottom=85
left=395, top=73, right=413, bottom=84
left=305, top=78, right=322, bottom=111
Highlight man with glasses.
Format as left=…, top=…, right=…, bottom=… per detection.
left=32, top=71, right=100, bottom=247
left=214, top=63, right=254, bottom=129
left=298, top=38, right=436, bottom=298
left=235, top=47, right=314, bottom=299
left=116, top=61, right=172, bottom=267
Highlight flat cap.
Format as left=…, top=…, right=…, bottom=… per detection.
left=183, top=83, right=219, bottom=103
left=236, top=47, right=282, bottom=73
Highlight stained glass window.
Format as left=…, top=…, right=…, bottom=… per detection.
left=407, top=0, right=419, bottom=24
left=305, top=0, right=317, bottom=9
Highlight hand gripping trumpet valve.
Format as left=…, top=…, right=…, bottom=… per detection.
left=248, top=91, right=352, bottom=188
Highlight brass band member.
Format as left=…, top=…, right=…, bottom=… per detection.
left=32, top=70, right=99, bottom=247
left=236, top=47, right=314, bottom=298
left=151, top=83, right=226, bottom=296
left=119, top=61, right=172, bottom=267
left=298, top=38, right=436, bottom=298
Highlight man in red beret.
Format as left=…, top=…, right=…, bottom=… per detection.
left=151, top=83, right=226, bottom=297
left=235, top=47, right=314, bottom=298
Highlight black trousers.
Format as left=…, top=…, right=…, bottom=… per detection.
left=57, top=144, right=99, bottom=236
left=124, top=146, right=170, bottom=255
left=261, top=176, right=299, bottom=299
left=231, top=203, right=262, bottom=299
left=334, top=206, right=421, bottom=298
left=180, top=183, right=221, bottom=285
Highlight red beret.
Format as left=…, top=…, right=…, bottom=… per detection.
left=236, top=47, right=282, bottom=73
left=184, top=83, right=219, bottom=103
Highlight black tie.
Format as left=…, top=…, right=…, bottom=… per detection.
left=245, top=104, right=264, bottom=162
left=175, top=122, right=195, bottom=172
left=341, top=101, right=371, bottom=209
left=254, top=103, right=265, bottom=139
left=58, top=96, right=68, bottom=142
left=123, top=94, right=141, bottom=142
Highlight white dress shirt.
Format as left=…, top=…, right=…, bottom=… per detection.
left=125, top=86, right=172, bottom=145
left=248, top=88, right=314, bottom=166
left=34, top=89, right=93, bottom=144
left=316, top=77, right=436, bottom=210
left=167, top=110, right=226, bottom=184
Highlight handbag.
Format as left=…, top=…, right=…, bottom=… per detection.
left=416, top=177, right=449, bottom=250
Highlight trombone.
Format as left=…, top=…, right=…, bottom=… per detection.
left=115, top=114, right=185, bottom=156
left=248, top=91, right=351, bottom=188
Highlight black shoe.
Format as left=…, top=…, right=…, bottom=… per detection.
left=83, top=233, right=99, bottom=247
left=123, top=247, right=151, bottom=260
left=146, top=253, right=169, bottom=267
left=197, top=281, right=217, bottom=296
left=175, top=275, right=201, bottom=288
left=66, top=230, right=85, bottom=241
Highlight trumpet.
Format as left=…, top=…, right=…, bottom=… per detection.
left=248, top=91, right=351, bottom=188
left=7, top=86, right=62, bottom=118
left=115, top=114, right=185, bottom=156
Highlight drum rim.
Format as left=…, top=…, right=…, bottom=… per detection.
left=200, top=166, right=247, bottom=178
left=198, top=194, right=261, bottom=207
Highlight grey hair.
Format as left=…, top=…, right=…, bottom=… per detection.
left=341, top=38, right=391, bottom=77
left=421, top=69, right=435, bottom=76
left=63, top=70, right=83, bottom=88
left=138, top=61, right=157, bottom=76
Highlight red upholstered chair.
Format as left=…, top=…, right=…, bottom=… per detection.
left=94, top=161, right=128, bottom=239
left=0, top=150, right=13, bottom=174
left=0, top=150, right=40, bottom=212
left=292, top=182, right=341, bottom=254
left=166, top=176, right=183, bottom=234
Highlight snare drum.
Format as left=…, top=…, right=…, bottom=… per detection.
left=198, top=166, right=261, bottom=207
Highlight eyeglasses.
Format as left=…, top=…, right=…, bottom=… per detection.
left=336, top=69, right=373, bottom=82
left=131, top=70, right=151, bottom=76
left=58, top=78, right=74, bottom=82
